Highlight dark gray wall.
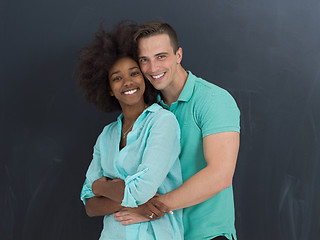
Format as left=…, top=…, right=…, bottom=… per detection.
left=2, top=0, right=320, bottom=239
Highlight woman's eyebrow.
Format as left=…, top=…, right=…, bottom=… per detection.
left=128, top=66, right=138, bottom=70
left=110, top=70, right=120, bottom=76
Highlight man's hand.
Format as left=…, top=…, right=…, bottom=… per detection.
left=113, top=196, right=172, bottom=225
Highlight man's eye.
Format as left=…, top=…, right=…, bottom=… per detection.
left=139, top=58, right=147, bottom=63
left=157, top=55, right=166, bottom=60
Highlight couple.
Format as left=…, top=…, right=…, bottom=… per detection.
left=78, top=20, right=240, bottom=240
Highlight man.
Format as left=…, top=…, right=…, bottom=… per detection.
left=113, top=21, right=240, bottom=240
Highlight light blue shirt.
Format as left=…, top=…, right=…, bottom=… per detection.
left=81, top=103, right=184, bottom=240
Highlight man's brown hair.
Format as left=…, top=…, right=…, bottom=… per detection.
left=134, top=21, right=179, bottom=53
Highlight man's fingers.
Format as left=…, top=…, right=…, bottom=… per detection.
left=151, top=198, right=172, bottom=214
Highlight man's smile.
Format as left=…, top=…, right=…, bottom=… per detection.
left=151, top=72, right=166, bottom=80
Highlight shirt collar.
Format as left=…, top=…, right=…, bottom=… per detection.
left=177, top=71, right=195, bottom=102
left=144, top=103, right=162, bottom=113
left=116, top=103, right=161, bottom=125
left=157, top=70, right=195, bottom=106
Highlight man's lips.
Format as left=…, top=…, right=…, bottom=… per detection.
left=150, top=72, right=165, bottom=80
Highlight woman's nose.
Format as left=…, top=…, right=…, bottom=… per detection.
left=123, top=76, right=134, bottom=86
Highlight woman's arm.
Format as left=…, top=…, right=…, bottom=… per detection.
left=85, top=196, right=123, bottom=217
left=81, top=131, right=123, bottom=216
left=120, top=112, right=181, bottom=208
left=90, top=112, right=181, bottom=209
left=91, top=177, right=170, bottom=220
left=91, top=177, right=125, bottom=203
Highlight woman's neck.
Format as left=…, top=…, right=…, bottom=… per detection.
left=121, top=102, right=147, bottom=126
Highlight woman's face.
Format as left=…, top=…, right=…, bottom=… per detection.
left=108, top=57, right=146, bottom=108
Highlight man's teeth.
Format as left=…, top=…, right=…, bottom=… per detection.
left=123, top=89, right=137, bottom=95
left=152, top=73, right=164, bottom=79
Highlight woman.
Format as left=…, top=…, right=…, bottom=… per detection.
left=78, top=21, right=183, bottom=240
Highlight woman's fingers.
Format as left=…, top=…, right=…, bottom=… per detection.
left=144, top=202, right=164, bottom=219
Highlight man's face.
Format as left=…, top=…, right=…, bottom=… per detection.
left=138, top=34, right=182, bottom=92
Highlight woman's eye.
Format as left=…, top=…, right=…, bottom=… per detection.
left=113, top=76, right=121, bottom=81
left=131, top=71, right=139, bottom=76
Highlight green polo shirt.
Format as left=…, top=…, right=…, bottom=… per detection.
left=158, top=71, right=240, bottom=240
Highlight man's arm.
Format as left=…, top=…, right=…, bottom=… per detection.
left=157, top=131, right=239, bottom=210
left=114, top=131, right=239, bottom=223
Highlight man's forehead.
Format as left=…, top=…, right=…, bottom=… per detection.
left=137, top=34, right=174, bottom=55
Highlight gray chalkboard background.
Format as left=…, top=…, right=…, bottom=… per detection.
left=2, top=0, right=320, bottom=239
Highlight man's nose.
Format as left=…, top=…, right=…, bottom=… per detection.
left=148, top=60, right=158, bottom=73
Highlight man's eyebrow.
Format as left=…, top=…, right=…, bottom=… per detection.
left=139, top=52, right=169, bottom=59
left=155, top=52, right=169, bottom=56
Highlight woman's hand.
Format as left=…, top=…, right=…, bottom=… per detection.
left=92, top=177, right=125, bottom=203
left=113, top=195, right=172, bottom=225
left=92, top=176, right=109, bottom=196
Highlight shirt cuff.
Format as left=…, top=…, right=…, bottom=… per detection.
left=202, top=126, right=240, bottom=138
left=80, top=179, right=95, bottom=205
left=121, top=168, right=149, bottom=208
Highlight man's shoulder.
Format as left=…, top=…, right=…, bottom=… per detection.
left=193, top=75, right=228, bottom=95
left=190, top=75, right=235, bottom=104
left=187, top=73, right=240, bottom=134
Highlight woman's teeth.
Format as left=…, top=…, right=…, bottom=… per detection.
left=123, top=89, right=137, bottom=95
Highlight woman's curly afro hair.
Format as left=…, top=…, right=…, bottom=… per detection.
left=77, top=20, right=158, bottom=112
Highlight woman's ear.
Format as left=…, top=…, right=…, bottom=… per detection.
left=109, top=91, right=114, bottom=96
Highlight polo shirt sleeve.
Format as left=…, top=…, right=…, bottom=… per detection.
left=121, top=111, right=181, bottom=208
left=80, top=134, right=104, bottom=205
left=197, top=89, right=240, bottom=138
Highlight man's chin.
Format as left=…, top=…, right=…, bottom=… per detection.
left=151, top=83, right=164, bottom=91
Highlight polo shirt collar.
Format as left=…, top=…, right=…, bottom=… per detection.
left=157, top=71, right=195, bottom=106
left=177, top=71, right=195, bottom=102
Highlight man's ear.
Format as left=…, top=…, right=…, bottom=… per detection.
left=176, top=47, right=183, bottom=64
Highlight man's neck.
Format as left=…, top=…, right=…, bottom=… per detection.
left=162, top=67, right=188, bottom=107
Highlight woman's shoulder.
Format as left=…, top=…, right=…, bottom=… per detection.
left=99, top=120, right=118, bottom=136
left=144, top=104, right=180, bottom=136
left=148, top=103, right=177, bottom=121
